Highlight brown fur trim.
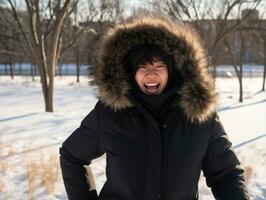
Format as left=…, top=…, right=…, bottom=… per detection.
left=90, top=14, right=217, bottom=123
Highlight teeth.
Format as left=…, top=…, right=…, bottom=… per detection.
left=144, top=83, right=158, bottom=86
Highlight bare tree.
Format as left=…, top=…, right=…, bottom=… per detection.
left=152, top=0, right=262, bottom=48
left=59, top=1, right=97, bottom=83
left=59, top=0, right=125, bottom=82
left=0, top=5, right=22, bottom=79
left=223, top=3, right=257, bottom=102
left=84, top=0, right=124, bottom=34
left=2, top=0, right=76, bottom=112
left=254, top=11, right=266, bottom=91
left=261, top=30, right=266, bottom=91
left=236, top=4, right=266, bottom=92
left=151, top=0, right=262, bottom=77
left=0, top=40, right=15, bottom=79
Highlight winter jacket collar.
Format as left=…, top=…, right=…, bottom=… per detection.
left=90, top=14, right=217, bottom=124
left=132, top=87, right=178, bottom=121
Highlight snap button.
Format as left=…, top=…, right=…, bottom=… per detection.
left=162, top=124, right=167, bottom=128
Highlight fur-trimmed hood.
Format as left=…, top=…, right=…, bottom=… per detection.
left=91, top=15, right=217, bottom=123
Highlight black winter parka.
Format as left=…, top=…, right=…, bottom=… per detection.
left=60, top=15, right=250, bottom=200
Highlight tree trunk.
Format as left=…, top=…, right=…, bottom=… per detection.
left=40, top=75, right=53, bottom=112
left=19, top=62, right=22, bottom=75
left=30, top=64, right=35, bottom=81
left=210, top=45, right=220, bottom=81
left=8, top=55, right=14, bottom=79
left=239, top=34, right=245, bottom=103
left=34, top=65, right=37, bottom=76
left=46, top=82, right=54, bottom=112
left=9, top=63, right=14, bottom=79
left=76, top=64, right=80, bottom=82
left=224, top=37, right=242, bottom=101
left=37, top=60, right=53, bottom=112
left=44, top=0, right=74, bottom=112
left=263, top=64, right=266, bottom=92
left=4, top=64, right=8, bottom=75
left=59, top=64, right=62, bottom=77
left=262, top=39, right=266, bottom=91
left=239, top=64, right=243, bottom=102
left=76, top=48, right=80, bottom=82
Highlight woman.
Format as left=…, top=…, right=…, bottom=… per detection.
left=60, top=14, right=250, bottom=200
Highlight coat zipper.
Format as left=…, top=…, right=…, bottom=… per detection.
left=157, top=125, right=162, bottom=200
left=133, top=101, right=162, bottom=200
left=142, top=120, right=161, bottom=200
left=140, top=117, right=148, bottom=200
left=159, top=121, right=170, bottom=200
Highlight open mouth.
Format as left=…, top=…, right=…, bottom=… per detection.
left=144, top=82, right=160, bottom=91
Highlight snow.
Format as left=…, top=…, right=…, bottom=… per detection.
left=0, top=75, right=265, bottom=199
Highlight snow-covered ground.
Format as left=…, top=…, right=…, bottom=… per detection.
left=0, top=76, right=265, bottom=200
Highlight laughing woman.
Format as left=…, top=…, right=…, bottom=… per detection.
left=59, top=14, right=250, bottom=200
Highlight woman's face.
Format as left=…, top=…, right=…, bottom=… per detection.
left=135, top=60, right=168, bottom=95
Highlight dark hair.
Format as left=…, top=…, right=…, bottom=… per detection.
left=123, top=44, right=173, bottom=76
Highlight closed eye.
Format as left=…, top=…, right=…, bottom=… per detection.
left=156, top=65, right=167, bottom=69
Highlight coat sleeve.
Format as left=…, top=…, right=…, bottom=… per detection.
left=202, top=113, right=250, bottom=200
left=59, top=102, right=105, bottom=200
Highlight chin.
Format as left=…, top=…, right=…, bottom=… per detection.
left=142, top=88, right=164, bottom=95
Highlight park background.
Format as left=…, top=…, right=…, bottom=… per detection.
left=0, top=0, right=266, bottom=199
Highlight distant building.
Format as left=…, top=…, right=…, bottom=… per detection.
left=0, top=9, right=265, bottom=66
left=190, top=9, right=265, bottom=65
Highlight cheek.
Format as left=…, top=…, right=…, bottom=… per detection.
left=135, top=71, right=143, bottom=86
left=161, top=70, right=168, bottom=83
